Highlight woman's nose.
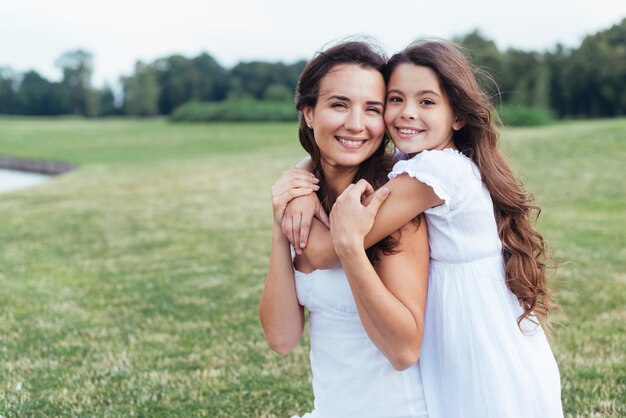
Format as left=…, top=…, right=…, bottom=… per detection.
left=345, top=111, right=364, bottom=131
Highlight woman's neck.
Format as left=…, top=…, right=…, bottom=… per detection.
left=320, top=162, right=359, bottom=205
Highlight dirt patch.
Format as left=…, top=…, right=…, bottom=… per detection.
left=0, top=155, right=75, bottom=175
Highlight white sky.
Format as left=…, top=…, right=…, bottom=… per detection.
left=1, top=0, right=625, bottom=88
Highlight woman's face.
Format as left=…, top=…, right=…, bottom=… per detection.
left=303, top=64, right=386, bottom=172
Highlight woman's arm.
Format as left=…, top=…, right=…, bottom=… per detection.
left=259, top=224, right=305, bottom=355
left=331, top=180, right=429, bottom=370
left=258, top=168, right=318, bottom=354
left=303, top=174, right=442, bottom=269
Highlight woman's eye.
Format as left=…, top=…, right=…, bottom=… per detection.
left=367, top=107, right=383, bottom=114
left=332, top=102, right=347, bottom=109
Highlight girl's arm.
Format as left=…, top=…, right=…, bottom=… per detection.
left=258, top=168, right=319, bottom=354
left=331, top=180, right=429, bottom=370
left=303, top=174, right=442, bottom=269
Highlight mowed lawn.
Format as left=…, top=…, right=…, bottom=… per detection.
left=0, top=117, right=624, bottom=417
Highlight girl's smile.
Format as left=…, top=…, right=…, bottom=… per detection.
left=384, top=63, right=464, bottom=155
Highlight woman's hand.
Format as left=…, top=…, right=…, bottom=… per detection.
left=330, top=179, right=390, bottom=256
left=271, top=168, right=319, bottom=228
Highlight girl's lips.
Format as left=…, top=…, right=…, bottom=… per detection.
left=395, top=127, right=424, bottom=138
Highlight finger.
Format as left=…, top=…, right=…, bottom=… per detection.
left=338, top=183, right=356, bottom=200
left=343, top=179, right=372, bottom=202
left=291, top=216, right=301, bottom=255
left=288, top=178, right=319, bottom=190
left=286, top=167, right=319, bottom=182
left=315, top=206, right=331, bottom=229
left=299, top=213, right=312, bottom=249
left=295, top=213, right=302, bottom=251
left=276, top=188, right=315, bottom=206
left=355, top=179, right=375, bottom=196
left=366, top=187, right=390, bottom=215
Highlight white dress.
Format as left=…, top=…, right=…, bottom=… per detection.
left=291, top=264, right=428, bottom=418
left=389, top=149, right=563, bottom=418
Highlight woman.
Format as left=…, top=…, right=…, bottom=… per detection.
left=282, top=39, right=563, bottom=418
left=259, top=41, right=430, bottom=418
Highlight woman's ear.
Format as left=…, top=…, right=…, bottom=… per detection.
left=303, top=106, right=314, bottom=128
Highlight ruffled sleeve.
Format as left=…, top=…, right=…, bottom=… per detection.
left=388, top=149, right=477, bottom=216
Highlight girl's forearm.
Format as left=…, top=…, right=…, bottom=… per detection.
left=304, top=175, right=440, bottom=270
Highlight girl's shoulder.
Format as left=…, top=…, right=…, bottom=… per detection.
left=389, top=149, right=480, bottom=215
left=391, top=148, right=475, bottom=178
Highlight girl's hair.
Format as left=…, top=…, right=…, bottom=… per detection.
left=295, top=40, right=396, bottom=264
left=385, top=39, right=557, bottom=327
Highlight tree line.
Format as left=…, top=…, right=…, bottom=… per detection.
left=0, top=18, right=624, bottom=119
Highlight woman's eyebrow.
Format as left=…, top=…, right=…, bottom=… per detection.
left=325, top=95, right=383, bottom=106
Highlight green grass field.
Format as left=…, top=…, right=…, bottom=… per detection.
left=0, top=117, right=624, bottom=417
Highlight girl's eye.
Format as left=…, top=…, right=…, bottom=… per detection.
left=420, top=99, right=435, bottom=105
left=388, top=96, right=402, bottom=103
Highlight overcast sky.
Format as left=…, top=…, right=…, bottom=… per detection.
left=1, top=0, right=625, bottom=87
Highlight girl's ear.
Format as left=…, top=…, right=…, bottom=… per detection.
left=303, top=106, right=314, bottom=127
left=452, top=116, right=466, bottom=131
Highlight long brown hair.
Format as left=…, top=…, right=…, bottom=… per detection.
left=385, top=39, right=557, bottom=327
left=295, top=41, right=396, bottom=263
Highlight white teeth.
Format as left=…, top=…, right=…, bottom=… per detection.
left=398, top=128, right=419, bottom=134
left=338, top=137, right=365, bottom=146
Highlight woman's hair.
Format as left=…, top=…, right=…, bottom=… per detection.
left=385, top=39, right=557, bottom=327
left=295, top=40, right=396, bottom=264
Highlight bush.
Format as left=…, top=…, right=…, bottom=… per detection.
left=169, top=100, right=297, bottom=122
left=497, top=105, right=553, bottom=127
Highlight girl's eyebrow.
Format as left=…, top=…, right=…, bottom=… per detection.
left=387, top=88, right=441, bottom=97
left=326, top=95, right=384, bottom=107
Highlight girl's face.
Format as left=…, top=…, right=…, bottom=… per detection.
left=384, top=63, right=464, bottom=155
left=303, top=64, right=386, bottom=172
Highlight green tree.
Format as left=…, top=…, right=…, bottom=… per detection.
left=98, top=84, right=119, bottom=116
left=0, top=68, right=17, bottom=114
left=55, top=49, right=95, bottom=116
left=567, top=17, right=626, bottom=116
left=264, top=83, right=293, bottom=101
left=455, top=30, right=505, bottom=97
left=15, top=71, right=70, bottom=115
left=123, top=62, right=161, bottom=116
left=229, top=61, right=304, bottom=101
left=154, top=53, right=227, bottom=114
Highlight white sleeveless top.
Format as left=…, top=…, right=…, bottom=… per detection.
left=291, top=264, right=428, bottom=418
left=389, top=149, right=563, bottom=418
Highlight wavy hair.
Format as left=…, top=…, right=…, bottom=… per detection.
left=385, top=39, right=557, bottom=327
left=295, top=40, right=397, bottom=264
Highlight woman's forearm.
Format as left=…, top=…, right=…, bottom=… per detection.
left=339, top=245, right=424, bottom=371
left=259, top=225, right=304, bottom=355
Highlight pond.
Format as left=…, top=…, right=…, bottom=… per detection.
left=0, top=168, right=51, bottom=193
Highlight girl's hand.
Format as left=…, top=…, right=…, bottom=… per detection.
left=282, top=194, right=331, bottom=254
left=271, top=168, right=319, bottom=228
left=330, top=179, right=390, bottom=256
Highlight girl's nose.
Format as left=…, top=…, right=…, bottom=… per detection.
left=401, top=105, right=417, bottom=120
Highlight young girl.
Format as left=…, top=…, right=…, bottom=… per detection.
left=283, top=40, right=563, bottom=418
left=260, top=41, right=430, bottom=418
